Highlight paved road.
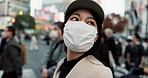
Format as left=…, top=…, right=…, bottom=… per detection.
left=23, top=40, right=50, bottom=78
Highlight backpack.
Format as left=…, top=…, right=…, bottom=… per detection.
left=20, top=44, right=27, bottom=65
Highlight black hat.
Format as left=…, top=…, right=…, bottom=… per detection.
left=64, top=0, right=105, bottom=28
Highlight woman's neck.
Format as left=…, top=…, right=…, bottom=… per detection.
left=67, top=49, right=85, bottom=61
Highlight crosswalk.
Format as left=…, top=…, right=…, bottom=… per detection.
left=0, top=69, right=37, bottom=78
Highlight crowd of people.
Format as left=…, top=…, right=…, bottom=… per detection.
left=102, top=28, right=148, bottom=78
left=0, top=21, right=148, bottom=78
left=0, top=24, right=148, bottom=78
left=0, top=0, right=148, bottom=78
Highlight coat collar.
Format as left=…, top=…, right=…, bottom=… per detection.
left=53, top=55, right=104, bottom=78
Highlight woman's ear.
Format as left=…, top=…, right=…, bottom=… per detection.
left=94, top=35, right=98, bottom=42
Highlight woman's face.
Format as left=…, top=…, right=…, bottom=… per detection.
left=68, top=9, right=98, bottom=30
left=54, top=25, right=62, bottom=37
left=67, top=9, right=98, bottom=42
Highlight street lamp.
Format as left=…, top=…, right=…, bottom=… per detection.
left=19, top=11, right=23, bottom=15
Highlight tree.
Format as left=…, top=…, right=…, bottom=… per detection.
left=13, top=14, right=35, bottom=31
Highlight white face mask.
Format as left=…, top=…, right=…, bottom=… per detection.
left=63, top=21, right=98, bottom=52
left=49, top=30, right=58, bottom=40
left=1, top=31, right=7, bottom=38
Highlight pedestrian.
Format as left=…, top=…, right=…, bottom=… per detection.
left=45, top=33, right=51, bottom=45
left=0, top=31, right=7, bottom=55
left=20, top=33, right=25, bottom=43
left=101, top=32, right=111, bottom=67
left=53, top=0, right=113, bottom=78
left=114, top=39, right=122, bottom=66
left=124, top=37, right=132, bottom=70
left=104, top=28, right=117, bottom=78
left=127, top=33, right=144, bottom=75
left=104, top=28, right=118, bottom=66
left=0, top=26, right=22, bottom=78
left=41, top=22, right=66, bottom=78
left=30, top=34, right=38, bottom=51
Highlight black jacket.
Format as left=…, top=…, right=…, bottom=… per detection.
left=104, top=37, right=118, bottom=65
left=129, top=43, right=144, bottom=65
left=0, top=38, right=7, bottom=55
left=0, top=38, right=22, bottom=75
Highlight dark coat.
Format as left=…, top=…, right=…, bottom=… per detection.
left=41, top=38, right=66, bottom=76
left=104, top=37, right=118, bottom=65
left=0, top=38, right=7, bottom=55
left=129, top=43, right=144, bottom=65
left=0, top=38, right=22, bottom=75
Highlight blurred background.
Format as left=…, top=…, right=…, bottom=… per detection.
left=0, top=0, right=148, bottom=78
left=0, top=0, right=147, bottom=37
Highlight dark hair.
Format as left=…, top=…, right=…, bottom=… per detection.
left=7, top=26, right=16, bottom=37
left=63, top=9, right=108, bottom=66
left=126, top=39, right=132, bottom=42
left=134, top=33, right=141, bottom=41
left=54, top=22, right=63, bottom=29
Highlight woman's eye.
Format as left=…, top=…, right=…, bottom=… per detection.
left=71, top=17, right=79, bottom=21
left=87, top=21, right=95, bottom=26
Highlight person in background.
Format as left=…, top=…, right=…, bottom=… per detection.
left=44, top=32, right=51, bottom=45
left=30, top=34, right=38, bottom=51
left=101, top=32, right=111, bottom=67
left=115, top=38, right=122, bottom=66
left=0, top=31, right=7, bottom=55
left=127, top=38, right=148, bottom=75
left=104, top=28, right=116, bottom=78
left=124, top=37, right=133, bottom=70
left=41, top=22, right=66, bottom=78
left=53, top=0, right=112, bottom=78
left=104, top=28, right=118, bottom=65
left=47, top=33, right=51, bottom=45
left=20, top=33, right=25, bottom=43
left=0, top=26, right=22, bottom=78
left=127, top=33, right=144, bottom=74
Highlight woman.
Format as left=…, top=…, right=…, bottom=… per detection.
left=53, top=0, right=113, bottom=78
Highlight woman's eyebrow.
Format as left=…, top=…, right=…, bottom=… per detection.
left=71, top=13, right=81, bottom=16
left=87, top=17, right=95, bottom=20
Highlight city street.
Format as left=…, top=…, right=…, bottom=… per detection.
left=0, top=0, right=148, bottom=78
